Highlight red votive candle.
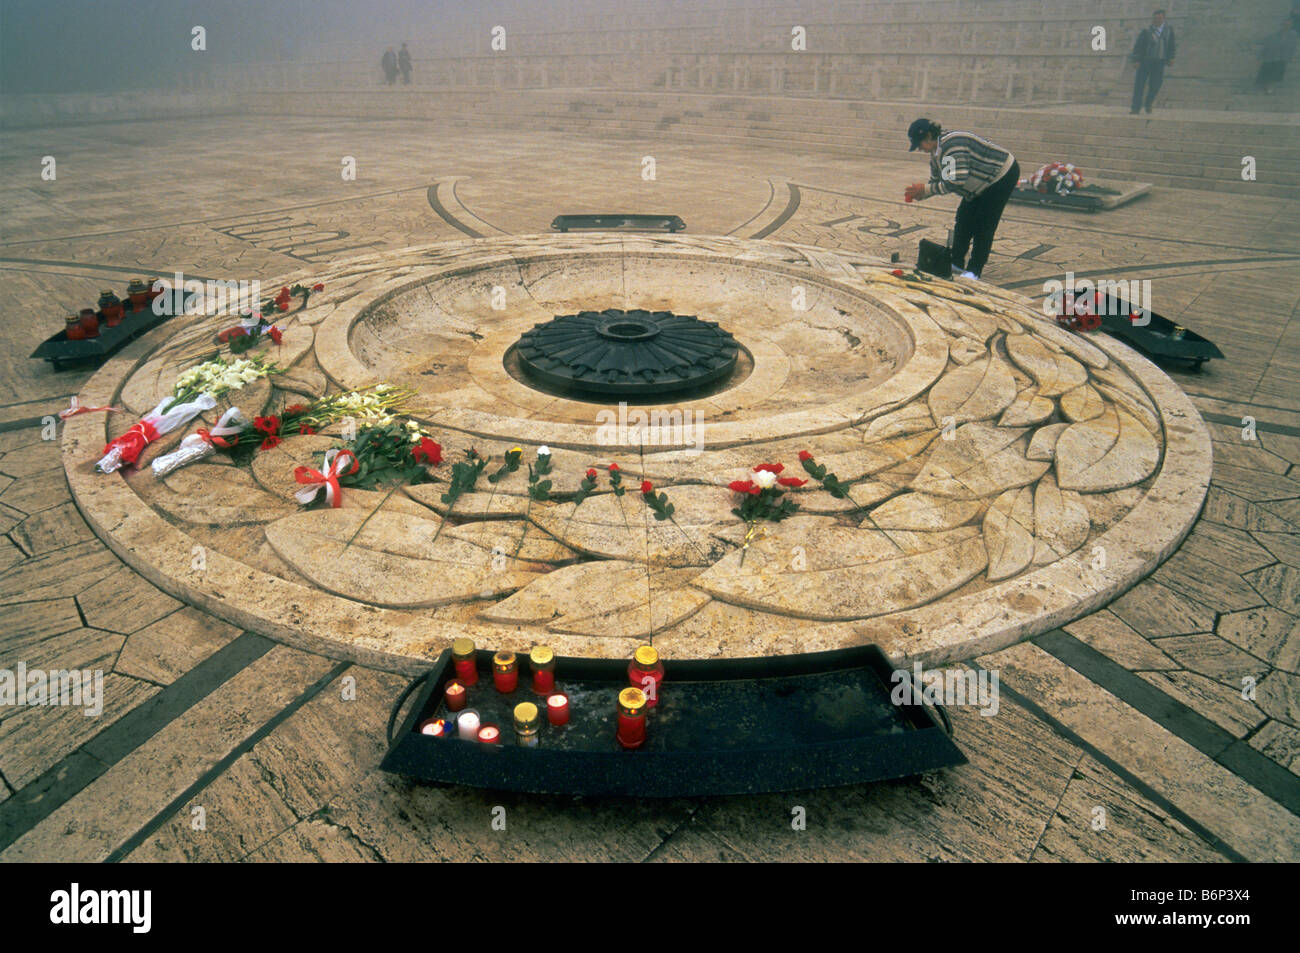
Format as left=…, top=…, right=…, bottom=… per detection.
left=547, top=692, right=570, bottom=726
left=477, top=723, right=502, bottom=744
left=443, top=680, right=467, bottom=712
left=419, top=718, right=447, bottom=737
left=628, top=645, right=665, bottom=708
left=451, top=637, right=478, bottom=686
left=493, top=651, right=518, bottom=693
left=530, top=645, right=556, bottom=695
left=616, top=687, right=648, bottom=750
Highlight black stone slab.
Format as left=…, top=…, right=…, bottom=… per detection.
left=382, top=646, right=965, bottom=797
left=550, top=213, right=685, bottom=232
left=30, top=290, right=197, bottom=371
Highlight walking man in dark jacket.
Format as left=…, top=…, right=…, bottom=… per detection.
left=904, top=118, right=1020, bottom=281
left=382, top=48, right=398, bottom=86
left=398, top=43, right=413, bottom=85
left=1130, top=9, right=1176, bottom=113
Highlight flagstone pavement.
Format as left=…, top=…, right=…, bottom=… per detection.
left=0, top=116, right=1297, bottom=862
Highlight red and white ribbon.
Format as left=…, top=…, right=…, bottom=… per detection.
left=59, top=397, right=119, bottom=420
left=150, top=407, right=246, bottom=477
left=293, top=449, right=359, bottom=508
left=95, top=393, right=217, bottom=474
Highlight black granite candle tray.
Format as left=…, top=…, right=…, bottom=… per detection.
left=31, top=291, right=197, bottom=371
left=382, top=645, right=966, bottom=797
left=1045, top=288, right=1224, bottom=370
left=550, top=213, right=686, bottom=232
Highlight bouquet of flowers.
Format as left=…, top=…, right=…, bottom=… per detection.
left=97, top=357, right=278, bottom=474
left=1021, top=162, right=1084, bottom=196
left=149, top=385, right=413, bottom=477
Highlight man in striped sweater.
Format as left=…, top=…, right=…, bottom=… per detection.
left=904, top=118, right=1020, bottom=281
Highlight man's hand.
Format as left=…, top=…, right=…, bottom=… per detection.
left=904, top=183, right=927, bottom=203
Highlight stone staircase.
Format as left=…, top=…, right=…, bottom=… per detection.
left=223, top=86, right=1300, bottom=199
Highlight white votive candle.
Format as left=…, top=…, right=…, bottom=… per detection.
left=458, top=709, right=480, bottom=739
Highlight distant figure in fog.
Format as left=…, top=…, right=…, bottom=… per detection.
left=1254, top=16, right=1297, bottom=93
left=382, top=48, right=398, bottom=86
left=399, top=44, right=413, bottom=85
left=1129, top=9, right=1176, bottom=114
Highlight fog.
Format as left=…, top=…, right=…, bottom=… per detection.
left=0, top=0, right=526, bottom=94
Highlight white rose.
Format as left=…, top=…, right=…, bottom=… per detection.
left=753, top=469, right=777, bottom=489
left=537, top=445, right=551, bottom=456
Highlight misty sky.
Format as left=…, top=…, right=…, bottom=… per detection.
left=0, top=0, right=501, bottom=94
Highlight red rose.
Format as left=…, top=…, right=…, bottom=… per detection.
left=277, top=302, right=289, bottom=312
left=312, top=283, right=324, bottom=292
left=777, top=477, right=808, bottom=487
left=608, top=462, right=620, bottom=471
left=891, top=269, right=905, bottom=277
left=253, top=415, right=280, bottom=435
left=259, top=435, right=282, bottom=451
left=586, top=468, right=597, bottom=479
left=217, top=326, right=248, bottom=343
left=412, top=436, right=443, bottom=466
left=278, top=287, right=290, bottom=298
left=298, top=425, right=316, bottom=436
left=284, top=404, right=307, bottom=415
left=728, top=480, right=756, bottom=494
left=640, top=480, right=653, bottom=494
left=753, top=463, right=784, bottom=474
left=267, top=326, right=283, bottom=344
left=798, top=450, right=813, bottom=461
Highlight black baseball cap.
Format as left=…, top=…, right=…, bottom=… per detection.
left=908, top=118, right=938, bottom=150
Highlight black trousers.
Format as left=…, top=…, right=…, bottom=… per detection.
left=950, top=160, right=1019, bottom=278
left=1132, top=61, right=1166, bottom=111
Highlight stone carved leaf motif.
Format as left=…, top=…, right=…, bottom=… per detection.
left=691, top=524, right=987, bottom=621
left=251, top=323, right=314, bottom=370
left=1005, top=333, right=1089, bottom=396
left=1093, top=381, right=1162, bottom=435
left=816, top=430, right=939, bottom=482
left=949, top=338, right=988, bottom=365
left=998, top=386, right=1055, bottom=427
left=997, top=308, right=1110, bottom=369
left=1027, top=423, right=1071, bottom=461
left=983, top=486, right=1035, bottom=581
left=862, top=404, right=935, bottom=442
left=264, top=509, right=543, bottom=608
left=530, top=485, right=731, bottom=568
left=927, top=350, right=1017, bottom=426
left=481, top=560, right=708, bottom=636
left=922, top=297, right=1000, bottom=343
left=1032, top=472, right=1091, bottom=564
left=151, top=463, right=294, bottom=526
left=1060, top=383, right=1106, bottom=422
left=911, top=422, right=1051, bottom=500
left=1055, top=405, right=1161, bottom=492
left=1090, top=363, right=1160, bottom=426
left=865, top=492, right=982, bottom=531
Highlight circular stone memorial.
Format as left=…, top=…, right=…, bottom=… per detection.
left=61, top=234, right=1212, bottom=674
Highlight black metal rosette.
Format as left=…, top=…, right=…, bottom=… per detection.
left=515, top=309, right=739, bottom=397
